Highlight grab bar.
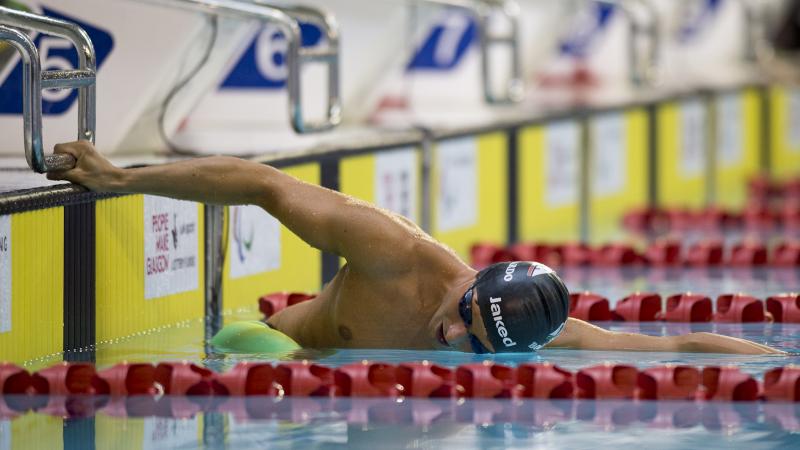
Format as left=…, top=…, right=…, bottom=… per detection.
left=152, top=0, right=341, bottom=133
left=0, top=6, right=96, bottom=173
left=598, top=0, right=660, bottom=87
left=419, top=0, right=524, bottom=103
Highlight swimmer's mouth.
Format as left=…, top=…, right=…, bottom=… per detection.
left=437, top=323, right=449, bottom=347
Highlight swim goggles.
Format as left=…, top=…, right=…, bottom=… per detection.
left=458, top=286, right=492, bottom=354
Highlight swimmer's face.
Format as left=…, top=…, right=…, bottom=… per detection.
left=430, top=281, right=496, bottom=353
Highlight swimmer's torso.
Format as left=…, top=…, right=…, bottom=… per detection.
left=267, top=238, right=466, bottom=350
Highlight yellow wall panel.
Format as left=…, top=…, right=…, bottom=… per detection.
left=589, top=109, right=649, bottom=243
left=518, top=124, right=581, bottom=242
left=340, top=154, right=376, bottom=203
left=11, top=414, right=63, bottom=449
left=95, top=195, right=205, bottom=345
left=222, top=164, right=321, bottom=318
left=657, top=101, right=706, bottom=208
left=715, top=89, right=762, bottom=209
left=431, top=132, right=508, bottom=260
left=0, top=208, right=63, bottom=365
left=769, top=86, right=800, bottom=180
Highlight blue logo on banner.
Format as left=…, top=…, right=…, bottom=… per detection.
left=221, top=22, right=322, bottom=89
left=0, top=7, right=113, bottom=115
left=407, top=12, right=476, bottom=71
left=558, top=4, right=615, bottom=57
left=678, top=0, right=723, bottom=43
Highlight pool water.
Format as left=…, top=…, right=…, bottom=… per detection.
left=2, top=267, right=799, bottom=449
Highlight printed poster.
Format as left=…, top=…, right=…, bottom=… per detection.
left=436, top=137, right=478, bottom=232
left=716, top=93, right=743, bottom=166
left=375, top=147, right=419, bottom=223
left=546, top=120, right=580, bottom=207
left=591, top=113, right=626, bottom=196
left=681, top=99, right=707, bottom=176
left=788, top=88, right=800, bottom=150
left=228, top=205, right=281, bottom=279
left=144, top=196, right=199, bottom=300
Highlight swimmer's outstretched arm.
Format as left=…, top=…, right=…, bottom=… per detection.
left=546, top=318, right=785, bottom=355
left=47, top=141, right=427, bottom=275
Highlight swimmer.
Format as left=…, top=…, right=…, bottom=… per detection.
left=48, top=141, right=784, bottom=355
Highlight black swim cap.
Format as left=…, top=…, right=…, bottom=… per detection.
left=473, top=261, right=569, bottom=353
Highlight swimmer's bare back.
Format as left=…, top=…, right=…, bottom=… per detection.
left=48, top=141, right=785, bottom=355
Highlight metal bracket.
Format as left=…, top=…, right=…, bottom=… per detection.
left=0, top=6, right=97, bottom=173
left=606, top=0, right=660, bottom=87
left=418, top=0, right=524, bottom=104
left=154, top=0, right=341, bottom=133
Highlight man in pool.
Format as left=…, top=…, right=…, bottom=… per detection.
left=48, top=141, right=783, bottom=355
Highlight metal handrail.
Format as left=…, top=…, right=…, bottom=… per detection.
left=152, top=0, right=341, bottom=133
left=419, top=0, right=524, bottom=104
left=600, top=0, right=660, bottom=87
left=0, top=6, right=97, bottom=173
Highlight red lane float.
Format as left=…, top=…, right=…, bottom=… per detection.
left=766, top=294, right=800, bottom=323
left=762, top=367, right=800, bottom=402
left=613, top=293, right=662, bottom=322
left=714, top=294, right=766, bottom=323
left=0, top=363, right=35, bottom=395
left=0, top=361, right=798, bottom=404
left=685, top=240, right=724, bottom=266
left=516, top=363, right=573, bottom=399
left=773, top=241, right=800, bottom=266
left=154, top=362, right=221, bottom=396
left=645, top=240, right=682, bottom=266
left=274, top=362, right=336, bottom=397
left=576, top=364, right=639, bottom=399
left=701, top=367, right=759, bottom=402
left=637, top=365, right=701, bottom=400
left=98, top=363, right=157, bottom=396
left=213, top=362, right=275, bottom=396
left=259, top=292, right=316, bottom=317
left=395, top=362, right=453, bottom=398
left=334, top=362, right=399, bottom=397
left=729, top=241, right=769, bottom=266
left=34, top=362, right=109, bottom=396
left=592, top=244, right=643, bottom=266
left=660, top=293, right=713, bottom=323
left=454, top=363, right=519, bottom=399
left=569, top=292, right=612, bottom=321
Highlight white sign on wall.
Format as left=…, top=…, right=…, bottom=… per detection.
left=716, top=93, right=743, bottom=166
left=591, top=113, right=626, bottom=196
left=143, top=417, right=199, bottom=450
left=436, top=137, right=477, bottom=232
left=788, top=89, right=800, bottom=150
left=546, top=120, right=580, bottom=207
left=228, top=205, right=281, bottom=279
left=143, top=196, right=199, bottom=300
left=0, top=215, right=10, bottom=334
left=375, top=147, right=419, bottom=223
left=681, top=99, right=707, bottom=176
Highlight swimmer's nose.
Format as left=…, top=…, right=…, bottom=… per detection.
left=445, top=322, right=469, bottom=348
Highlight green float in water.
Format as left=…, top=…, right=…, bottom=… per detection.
left=211, top=320, right=301, bottom=353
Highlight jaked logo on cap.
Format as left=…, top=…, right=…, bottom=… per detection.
left=489, top=296, right=517, bottom=348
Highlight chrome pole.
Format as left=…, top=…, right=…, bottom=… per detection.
left=0, top=5, right=97, bottom=173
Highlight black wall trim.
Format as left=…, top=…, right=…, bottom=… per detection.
left=647, top=103, right=658, bottom=206
left=319, top=159, right=340, bottom=286
left=63, top=202, right=96, bottom=362
left=64, top=418, right=95, bottom=450
left=507, top=128, right=519, bottom=244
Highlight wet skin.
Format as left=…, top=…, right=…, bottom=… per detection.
left=47, top=141, right=785, bottom=355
